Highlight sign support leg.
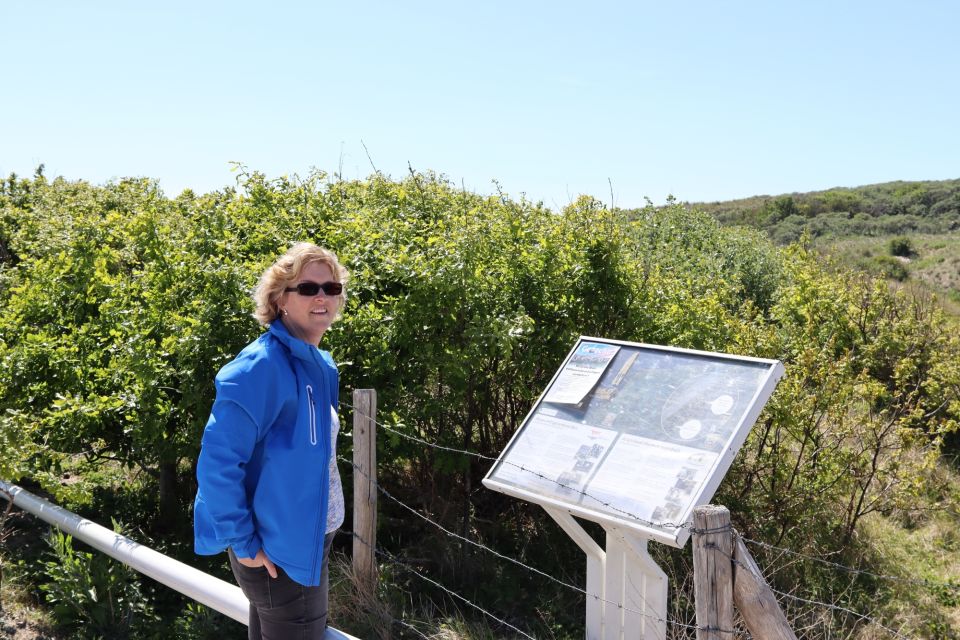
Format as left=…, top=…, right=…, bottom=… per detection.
left=605, top=526, right=668, bottom=640
left=544, top=507, right=604, bottom=640
left=544, top=510, right=669, bottom=640
left=604, top=535, right=627, bottom=640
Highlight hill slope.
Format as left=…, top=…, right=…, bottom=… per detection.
left=685, top=178, right=960, bottom=313
left=692, top=178, right=960, bottom=244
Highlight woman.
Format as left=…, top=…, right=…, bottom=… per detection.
left=194, top=242, right=347, bottom=639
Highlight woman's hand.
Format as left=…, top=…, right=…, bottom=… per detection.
left=237, top=549, right=278, bottom=578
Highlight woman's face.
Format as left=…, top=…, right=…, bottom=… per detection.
left=280, top=261, right=341, bottom=345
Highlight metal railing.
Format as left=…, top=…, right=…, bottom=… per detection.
left=0, top=479, right=358, bottom=640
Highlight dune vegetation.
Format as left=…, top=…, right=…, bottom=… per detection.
left=1, top=169, right=959, bottom=638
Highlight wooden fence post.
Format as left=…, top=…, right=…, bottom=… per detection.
left=352, top=389, right=377, bottom=600
left=692, top=505, right=734, bottom=640
left=732, top=536, right=798, bottom=640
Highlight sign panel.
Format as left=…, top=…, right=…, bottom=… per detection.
left=483, top=337, right=784, bottom=547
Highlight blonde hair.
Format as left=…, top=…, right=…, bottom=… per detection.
left=253, top=243, right=349, bottom=326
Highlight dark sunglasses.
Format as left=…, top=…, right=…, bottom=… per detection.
left=284, top=281, right=343, bottom=297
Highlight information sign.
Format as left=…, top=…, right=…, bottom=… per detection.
left=483, top=336, right=784, bottom=547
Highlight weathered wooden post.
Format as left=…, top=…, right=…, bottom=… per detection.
left=732, top=536, right=798, bottom=640
left=692, top=505, right=734, bottom=640
left=352, top=389, right=377, bottom=600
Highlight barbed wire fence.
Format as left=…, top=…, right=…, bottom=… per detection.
left=340, top=454, right=720, bottom=639
left=337, top=398, right=956, bottom=639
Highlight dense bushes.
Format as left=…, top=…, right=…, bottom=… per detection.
left=2, top=170, right=959, bottom=637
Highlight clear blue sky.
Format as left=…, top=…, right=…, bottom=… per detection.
left=3, top=1, right=958, bottom=210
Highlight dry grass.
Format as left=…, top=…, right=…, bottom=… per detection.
left=327, top=551, right=527, bottom=639
left=820, top=232, right=960, bottom=317
left=854, top=462, right=960, bottom=638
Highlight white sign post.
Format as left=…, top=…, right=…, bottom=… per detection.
left=483, top=337, right=784, bottom=640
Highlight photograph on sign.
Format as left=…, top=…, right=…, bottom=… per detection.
left=484, top=337, right=783, bottom=542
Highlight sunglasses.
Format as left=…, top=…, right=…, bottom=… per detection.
left=284, top=281, right=343, bottom=297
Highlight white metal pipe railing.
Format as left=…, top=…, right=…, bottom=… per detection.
left=0, top=479, right=358, bottom=640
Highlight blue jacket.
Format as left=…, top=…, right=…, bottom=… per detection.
left=194, top=320, right=339, bottom=586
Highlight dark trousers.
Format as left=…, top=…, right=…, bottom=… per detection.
left=228, top=532, right=336, bottom=640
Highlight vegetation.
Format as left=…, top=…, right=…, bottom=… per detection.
left=692, top=178, right=960, bottom=245
left=40, top=527, right=157, bottom=637
left=688, top=177, right=960, bottom=328
left=888, top=236, right=916, bottom=258
left=2, top=169, right=960, bottom=637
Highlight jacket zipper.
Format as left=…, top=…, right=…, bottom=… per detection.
left=306, top=384, right=317, bottom=445
left=302, top=358, right=331, bottom=583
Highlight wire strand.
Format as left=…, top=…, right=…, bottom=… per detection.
left=341, top=454, right=738, bottom=637
left=342, top=400, right=694, bottom=531
left=741, top=536, right=960, bottom=593
left=357, top=533, right=538, bottom=640
left=339, top=398, right=921, bottom=638
left=392, top=616, right=432, bottom=640
left=343, top=400, right=960, bottom=596
left=332, top=529, right=434, bottom=639
left=725, top=535, right=913, bottom=640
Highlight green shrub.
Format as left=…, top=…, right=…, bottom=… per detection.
left=172, top=603, right=233, bottom=640
left=874, top=254, right=910, bottom=281
left=40, top=526, right=157, bottom=639
left=889, top=235, right=916, bottom=257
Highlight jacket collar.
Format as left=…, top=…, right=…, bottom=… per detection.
left=268, top=319, right=323, bottom=364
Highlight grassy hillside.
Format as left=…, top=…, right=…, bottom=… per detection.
left=686, top=179, right=960, bottom=316
left=822, top=233, right=960, bottom=311
left=693, top=178, right=960, bottom=244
